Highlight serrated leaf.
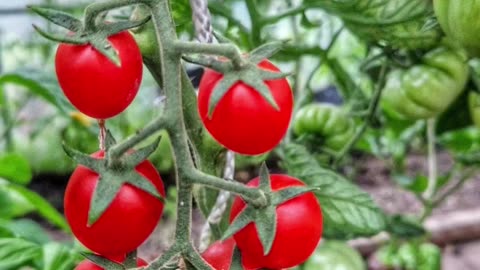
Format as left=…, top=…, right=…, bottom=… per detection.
left=81, top=253, right=124, bottom=270
left=0, top=238, right=42, bottom=269
left=0, top=153, right=32, bottom=185
left=28, top=6, right=83, bottom=32
left=208, top=73, right=238, bottom=118
left=282, top=144, right=386, bottom=238
left=248, top=41, right=285, bottom=64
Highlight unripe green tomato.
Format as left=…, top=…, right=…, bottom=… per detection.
left=130, top=6, right=159, bottom=61
left=302, top=241, right=365, bottom=270
left=434, top=0, right=480, bottom=57
left=382, top=45, right=469, bottom=120
left=469, top=91, right=480, bottom=128
left=293, top=103, right=355, bottom=151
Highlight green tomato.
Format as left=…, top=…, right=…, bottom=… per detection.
left=293, top=103, right=355, bottom=151
left=382, top=45, right=469, bottom=120
left=469, top=91, right=480, bottom=128
left=335, top=0, right=441, bottom=49
left=303, top=241, right=365, bottom=270
left=434, top=0, right=480, bottom=57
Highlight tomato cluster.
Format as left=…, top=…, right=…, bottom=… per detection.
left=198, top=60, right=293, bottom=155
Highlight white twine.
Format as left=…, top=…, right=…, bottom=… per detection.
left=189, top=0, right=236, bottom=252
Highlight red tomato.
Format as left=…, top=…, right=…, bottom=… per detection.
left=230, top=175, right=323, bottom=269
left=75, top=258, right=147, bottom=270
left=64, top=151, right=165, bottom=257
left=202, top=238, right=273, bottom=270
left=55, top=31, right=143, bottom=119
left=197, top=60, right=293, bottom=155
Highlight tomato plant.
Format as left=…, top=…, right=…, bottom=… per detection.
left=382, top=45, right=469, bottom=120
left=64, top=151, right=165, bottom=257
left=75, top=258, right=147, bottom=270
left=55, top=31, right=143, bottom=119
left=198, top=59, right=293, bottom=155
left=229, top=175, right=323, bottom=269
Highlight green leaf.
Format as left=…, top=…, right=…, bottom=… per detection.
left=3, top=219, right=51, bottom=244
left=42, top=242, right=78, bottom=270
left=0, top=185, right=35, bottom=218
left=7, top=184, right=69, bottom=232
left=0, top=70, right=72, bottom=114
left=386, top=215, right=426, bottom=238
left=0, top=153, right=32, bottom=185
left=282, top=144, right=386, bottom=239
left=0, top=238, right=42, bottom=269
left=393, top=174, right=428, bottom=194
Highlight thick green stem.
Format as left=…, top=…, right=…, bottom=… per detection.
left=175, top=42, right=245, bottom=68
left=246, top=0, right=261, bottom=46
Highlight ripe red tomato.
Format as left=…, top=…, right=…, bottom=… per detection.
left=202, top=238, right=276, bottom=270
left=55, top=31, right=143, bottom=119
left=197, top=60, right=293, bottom=155
left=64, top=151, right=165, bottom=257
left=230, top=175, right=323, bottom=269
left=75, top=258, right=147, bottom=270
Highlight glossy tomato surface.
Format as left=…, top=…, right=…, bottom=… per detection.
left=55, top=31, right=143, bottom=119
left=202, top=238, right=270, bottom=270
left=230, top=174, right=323, bottom=269
left=64, top=151, right=165, bottom=257
left=75, top=258, right=147, bottom=270
left=198, top=60, right=293, bottom=155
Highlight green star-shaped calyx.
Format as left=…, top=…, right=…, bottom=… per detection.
left=63, top=134, right=165, bottom=226
left=222, top=163, right=316, bottom=255
left=29, top=6, right=151, bottom=66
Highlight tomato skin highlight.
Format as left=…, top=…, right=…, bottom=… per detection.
left=229, top=175, right=323, bottom=269
left=55, top=31, right=143, bottom=119
left=64, top=151, right=165, bottom=257
left=197, top=60, right=293, bottom=155
left=75, top=258, right=147, bottom=270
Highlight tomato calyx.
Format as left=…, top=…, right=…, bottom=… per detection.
left=63, top=134, right=164, bottom=226
left=183, top=41, right=291, bottom=118
left=222, top=163, right=316, bottom=256
left=29, top=5, right=150, bottom=66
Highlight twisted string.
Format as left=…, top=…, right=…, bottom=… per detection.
left=189, top=0, right=213, bottom=43
left=189, top=0, right=236, bottom=252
